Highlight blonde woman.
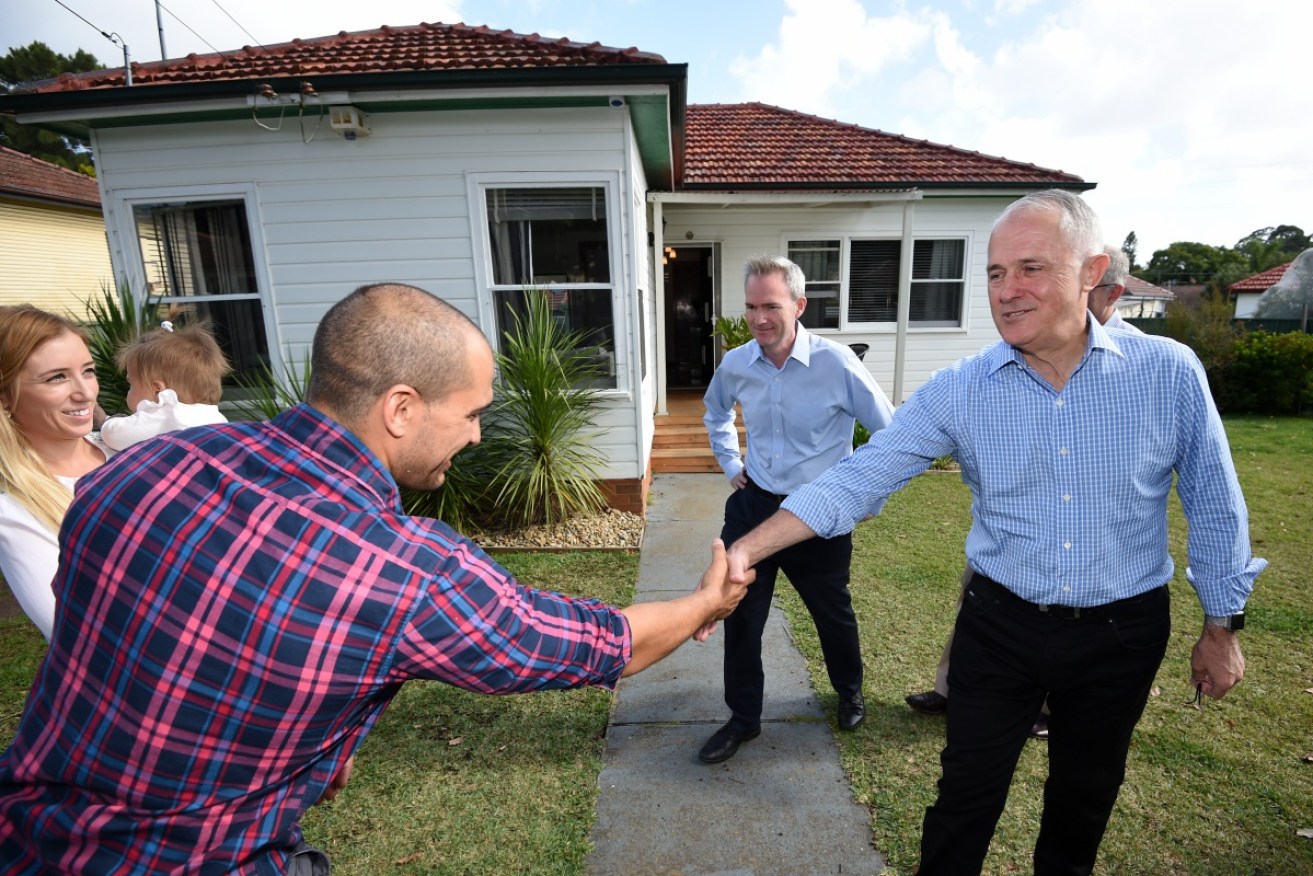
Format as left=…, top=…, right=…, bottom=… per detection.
left=0, top=305, right=111, bottom=639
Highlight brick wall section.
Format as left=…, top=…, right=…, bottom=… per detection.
left=599, top=466, right=651, bottom=517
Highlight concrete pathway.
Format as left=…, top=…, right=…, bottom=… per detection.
left=586, top=474, right=885, bottom=876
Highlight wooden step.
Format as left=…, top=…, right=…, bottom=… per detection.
left=651, top=447, right=724, bottom=474
left=653, top=425, right=745, bottom=449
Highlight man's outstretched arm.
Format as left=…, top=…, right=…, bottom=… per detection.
left=692, top=509, right=817, bottom=643
left=621, top=539, right=753, bottom=675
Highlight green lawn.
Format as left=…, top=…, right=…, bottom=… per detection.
left=779, top=414, right=1313, bottom=875
left=2, top=416, right=1309, bottom=874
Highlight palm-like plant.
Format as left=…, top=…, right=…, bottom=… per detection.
left=81, top=281, right=161, bottom=415
left=481, top=290, right=608, bottom=528
left=228, top=354, right=313, bottom=421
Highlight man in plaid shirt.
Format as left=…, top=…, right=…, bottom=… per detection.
left=0, top=283, right=747, bottom=874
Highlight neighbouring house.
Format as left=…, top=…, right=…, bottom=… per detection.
left=0, top=146, right=113, bottom=319
left=1115, top=274, right=1173, bottom=319
left=1228, top=262, right=1291, bottom=319
left=0, top=21, right=1091, bottom=513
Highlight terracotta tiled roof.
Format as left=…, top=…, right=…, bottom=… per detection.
left=1228, top=262, right=1292, bottom=293
left=683, top=103, right=1086, bottom=188
left=1122, top=275, right=1173, bottom=299
left=0, top=147, right=100, bottom=208
left=10, top=22, right=666, bottom=94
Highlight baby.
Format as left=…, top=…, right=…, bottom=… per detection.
left=101, top=321, right=232, bottom=451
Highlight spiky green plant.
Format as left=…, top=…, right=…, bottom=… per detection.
left=228, top=353, right=313, bottom=421
left=81, top=280, right=161, bottom=415
left=480, top=290, right=608, bottom=528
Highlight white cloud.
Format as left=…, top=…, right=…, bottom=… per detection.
left=729, top=0, right=930, bottom=115
left=734, top=0, right=1313, bottom=256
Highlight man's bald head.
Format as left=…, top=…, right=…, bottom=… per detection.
left=307, top=283, right=489, bottom=426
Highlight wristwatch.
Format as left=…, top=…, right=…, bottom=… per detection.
left=1204, top=612, right=1245, bottom=632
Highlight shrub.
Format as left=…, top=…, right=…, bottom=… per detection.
left=476, top=290, right=608, bottom=529
left=712, top=315, right=753, bottom=351
left=1217, top=330, right=1313, bottom=416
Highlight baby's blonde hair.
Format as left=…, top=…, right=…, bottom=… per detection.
left=116, top=321, right=231, bottom=405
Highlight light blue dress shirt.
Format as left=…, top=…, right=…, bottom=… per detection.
left=703, top=322, right=895, bottom=496
left=783, top=317, right=1263, bottom=615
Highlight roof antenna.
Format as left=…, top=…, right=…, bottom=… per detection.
left=108, top=32, right=132, bottom=86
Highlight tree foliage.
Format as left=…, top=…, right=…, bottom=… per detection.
left=1121, top=231, right=1138, bottom=272
left=0, top=41, right=102, bottom=174
left=1141, top=225, right=1311, bottom=295
left=1144, top=240, right=1248, bottom=289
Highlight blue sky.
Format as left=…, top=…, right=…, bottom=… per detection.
left=9, top=0, right=1312, bottom=263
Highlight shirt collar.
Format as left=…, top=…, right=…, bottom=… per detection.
left=274, top=403, right=403, bottom=511
left=984, top=311, right=1126, bottom=377
left=747, top=320, right=812, bottom=367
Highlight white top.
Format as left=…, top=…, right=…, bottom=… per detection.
left=100, top=389, right=228, bottom=451
left=0, top=434, right=110, bottom=640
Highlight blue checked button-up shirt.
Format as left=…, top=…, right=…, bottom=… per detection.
left=784, top=318, right=1264, bottom=615
left=703, top=323, right=895, bottom=496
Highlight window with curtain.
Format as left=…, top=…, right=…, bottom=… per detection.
left=786, top=237, right=966, bottom=328
left=789, top=240, right=841, bottom=329
left=485, top=186, right=616, bottom=388
left=133, top=200, right=268, bottom=383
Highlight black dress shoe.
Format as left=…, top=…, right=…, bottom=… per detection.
left=905, top=690, right=948, bottom=715
left=838, top=692, right=866, bottom=730
left=698, top=723, right=760, bottom=764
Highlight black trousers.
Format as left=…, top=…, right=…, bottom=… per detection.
left=719, top=484, right=862, bottom=731
left=918, top=573, right=1170, bottom=876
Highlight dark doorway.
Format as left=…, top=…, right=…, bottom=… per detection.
left=664, top=246, right=715, bottom=388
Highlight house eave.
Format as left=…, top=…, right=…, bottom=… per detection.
left=2, top=63, right=688, bottom=189
left=671, top=179, right=1093, bottom=194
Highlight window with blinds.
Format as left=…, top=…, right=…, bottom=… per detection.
left=787, top=237, right=966, bottom=328
left=132, top=200, right=268, bottom=384
left=484, top=186, right=617, bottom=389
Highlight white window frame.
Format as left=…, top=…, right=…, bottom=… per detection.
left=786, top=235, right=970, bottom=331
left=110, top=184, right=281, bottom=380
left=467, top=172, right=627, bottom=395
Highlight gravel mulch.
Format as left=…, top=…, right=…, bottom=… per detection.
left=470, top=508, right=645, bottom=551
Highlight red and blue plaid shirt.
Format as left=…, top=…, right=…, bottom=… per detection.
left=0, top=404, right=631, bottom=874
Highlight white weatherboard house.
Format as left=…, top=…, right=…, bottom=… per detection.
left=0, top=21, right=1091, bottom=514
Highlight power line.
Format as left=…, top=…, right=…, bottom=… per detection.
left=154, top=0, right=229, bottom=59
left=50, top=0, right=124, bottom=49
left=210, top=0, right=267, bottom=52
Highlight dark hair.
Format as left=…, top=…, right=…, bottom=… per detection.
left=116, top=321, right=231, bottom=405
left=306, top=283, right=485, bottom=424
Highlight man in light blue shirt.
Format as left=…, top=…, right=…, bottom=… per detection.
left=695, top=254, right=895, bottom=765
left=721, top=193, right=1263, bottom=874
left=906, top=243, right=1143, bottom=733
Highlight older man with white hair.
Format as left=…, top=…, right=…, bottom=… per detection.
left=719, top=190, right=1264, bottom=874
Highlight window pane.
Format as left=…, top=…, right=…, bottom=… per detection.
left=911, top=239, right=965, bottom=325
left=910, top=281, right=963, bottom=324
left=487, top=187, right=610, bottom=284
left=789, top=240, right=840, bottom=329
left=133, top=201, right=267, bottom=384
left=136, top=203, right=258, bottom=298
left=790, top=241, right=840, bottom=282
left=913, top=239, right=965, bottom=280
left=849, top=240, right=901, bottom=322
left=494, top=289, right=617, bottom=389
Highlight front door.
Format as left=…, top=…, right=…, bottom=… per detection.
left=664, top=245, right=714, bottom=388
